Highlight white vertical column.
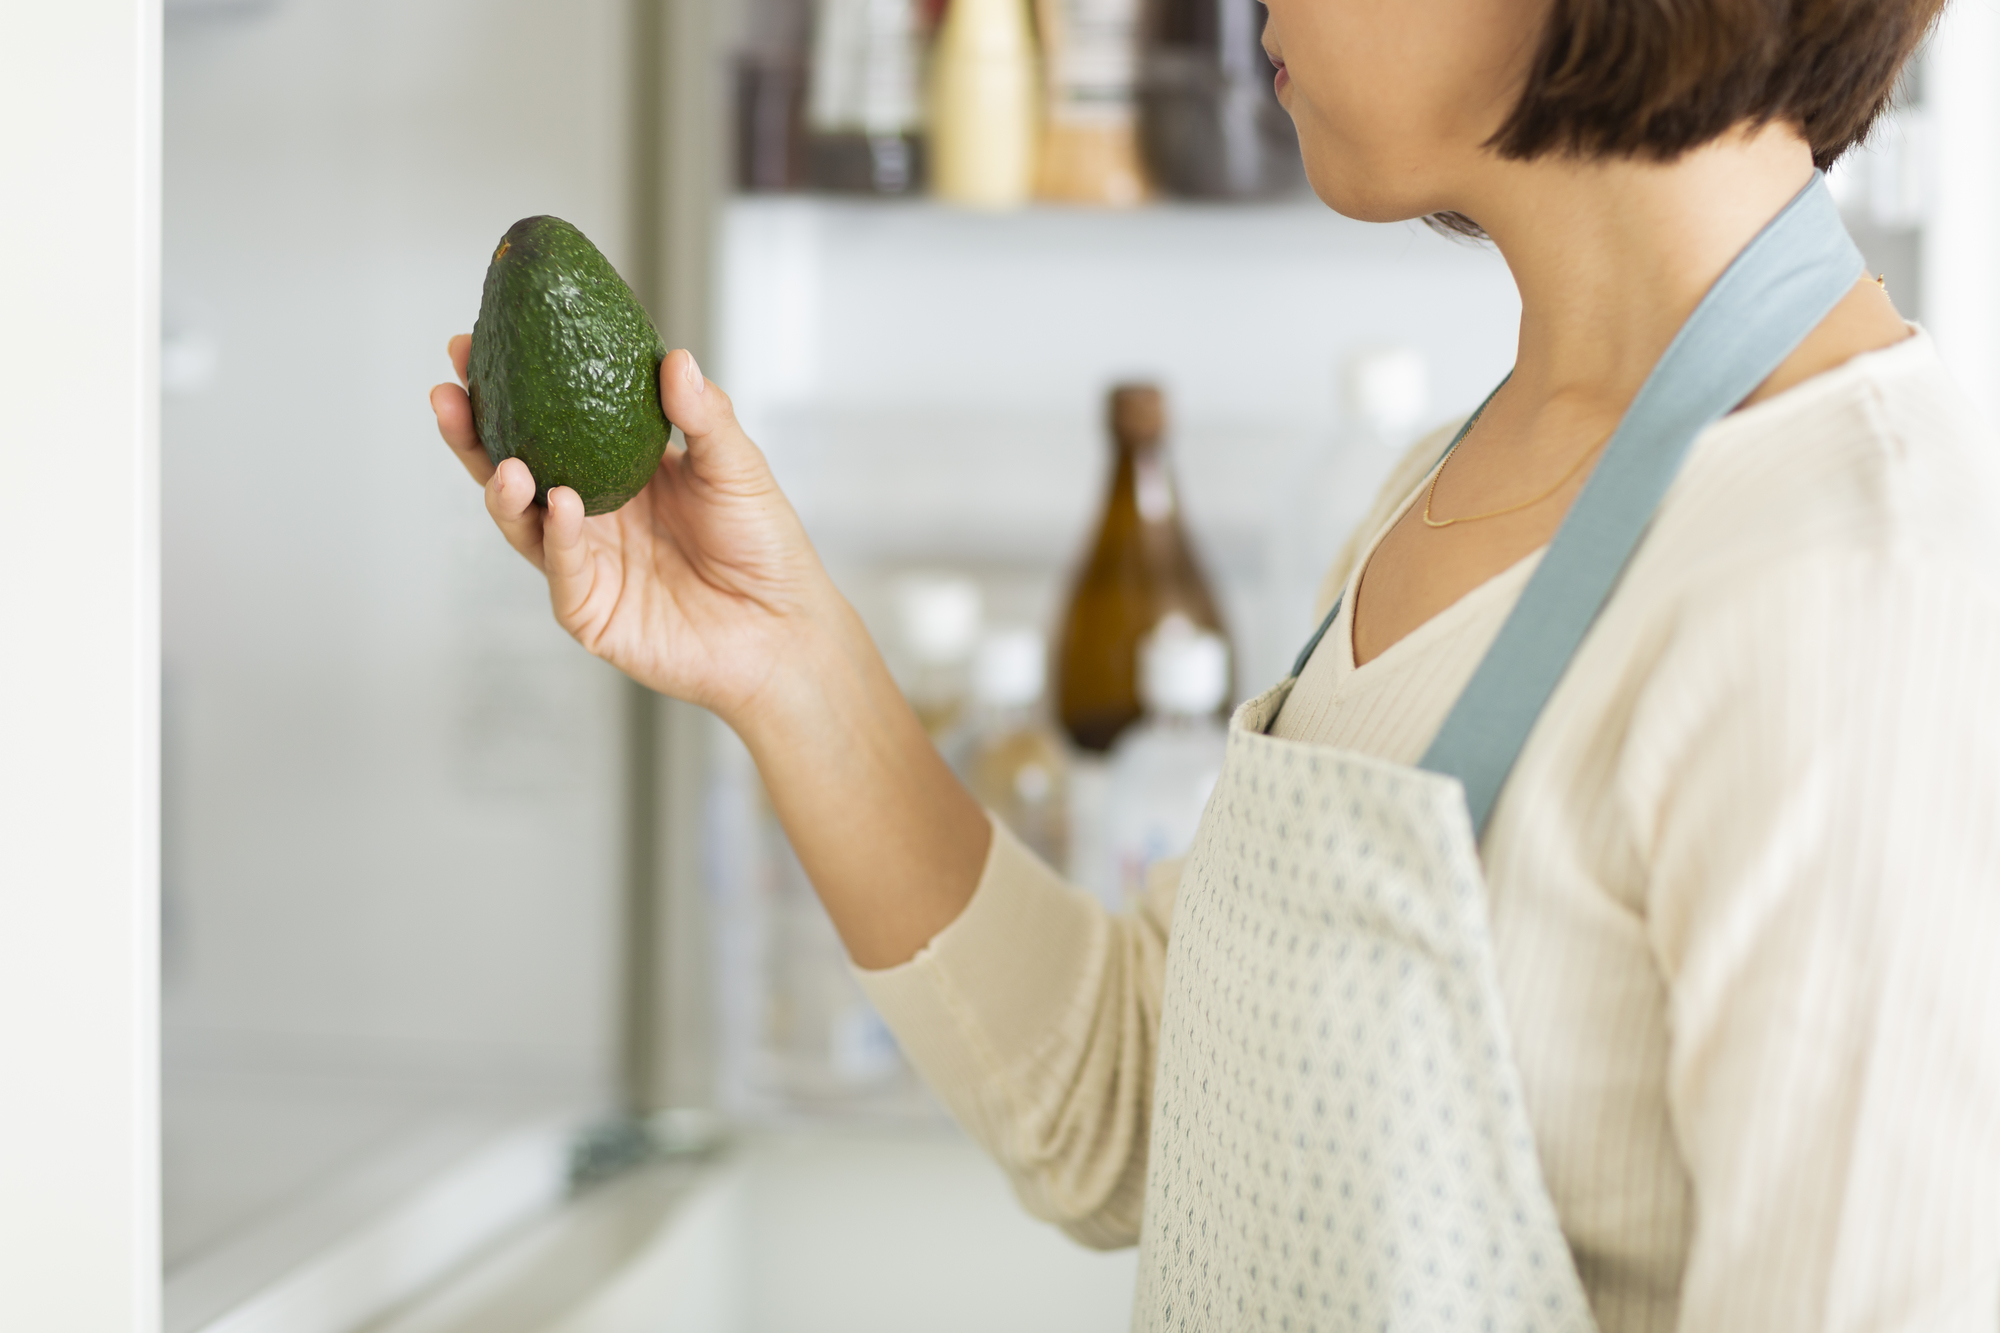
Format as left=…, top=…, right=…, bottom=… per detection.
left=0, top=4, right=162, bottom=1332
left=1924, top=0, right=2000, bottom=416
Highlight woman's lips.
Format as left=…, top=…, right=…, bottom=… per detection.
left=1271, top=59, right=1289, bottom=94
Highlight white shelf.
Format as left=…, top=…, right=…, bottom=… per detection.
left=165, top=1067, right=587, bottom=1333
left=366, top=1128, right=1138, bottom=1333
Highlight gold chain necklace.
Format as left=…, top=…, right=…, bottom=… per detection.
left=1421, top=397, right=1609, bottom=529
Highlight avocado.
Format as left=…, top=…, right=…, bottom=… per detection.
left=468, top=216, right=671, bottom=516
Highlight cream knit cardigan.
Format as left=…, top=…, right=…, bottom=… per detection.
left=858, top=331, right=2000, bottom=1333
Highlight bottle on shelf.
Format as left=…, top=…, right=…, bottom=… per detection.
left=892, top=572, right=984, bottom=737
left=805, top=0, right=930, bottom=193
left=1032, top=0, right=1151, bottom=205
left=1055, top=383, right=1230, bottom=754
left=763, top=828, right=909, bottom=1099
left=949, top=627, right=1070, bottom=870
left=705, top=727, right=923, bottom=1118
left=1101, top=614, right=1230, bottom=907
left=735, top=0, right=814, bottom=190
left=1138, top=0, right=1303, bottom=199
left=928, top=0, right=1041, bottom=207
left=1269, top=347, right=1429, bottom=663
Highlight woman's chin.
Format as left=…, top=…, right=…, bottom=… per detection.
left=1301, top=169, right=1433, bottom=226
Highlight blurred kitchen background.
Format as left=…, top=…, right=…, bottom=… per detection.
left=158, top=0, right=1997, bottom=1329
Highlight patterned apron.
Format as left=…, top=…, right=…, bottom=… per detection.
left=1132, top=178, right=1864, bottom=1330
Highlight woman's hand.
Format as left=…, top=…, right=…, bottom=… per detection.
left=430, top=336, right=831, bottom=725
left=428, top=336, right=989, bottom=968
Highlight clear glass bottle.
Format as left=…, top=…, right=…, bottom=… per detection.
left=1101, top=614, right=1230, bottom=907
left=950, top=627, right=1070, bottom=869
left=805, top=0, right=930, bottom=193
left=1055, top=383, right=1230, bottom=754
left=706, top=726, right=921, bottom=1118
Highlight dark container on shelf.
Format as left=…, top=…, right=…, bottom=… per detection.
left=1139, top=0, right=1303, bottom=199
left=735, top=0, right=814, bottom=191
left=803, top=131, right=926, bottom=194
left=736, top=56, right=810, bottom=191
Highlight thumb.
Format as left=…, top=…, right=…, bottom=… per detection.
left=659, top=349, right=762, bottom=476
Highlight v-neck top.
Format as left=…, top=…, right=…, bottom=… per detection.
left=1266, top=448, right=1545, bottom=763
left=856, top=329, right=2000, bottom=1333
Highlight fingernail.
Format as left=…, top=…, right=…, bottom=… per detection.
left=683, top=352, right=703, bottom=393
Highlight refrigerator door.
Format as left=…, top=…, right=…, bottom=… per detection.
left=161, top=1, right=638, bottom=1325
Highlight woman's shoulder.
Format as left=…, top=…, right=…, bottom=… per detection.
left=1656, top=329, right=2000, bottom=593
left=1582, top=334, right=2000, bottom=874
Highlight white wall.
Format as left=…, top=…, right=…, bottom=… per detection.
left=1925, top=0, right=2000, bottom=416
left=162, top=0, right=633, bottom=1095
left=0, top=5, right=162, bottom=1331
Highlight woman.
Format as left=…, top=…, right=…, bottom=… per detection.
left=432, top=0, right=2000, bottom=1324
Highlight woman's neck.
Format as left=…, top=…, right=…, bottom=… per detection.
left=1466, top=124, right=1821, bottom=412
left=1350, top=124, right=1908, bottom=670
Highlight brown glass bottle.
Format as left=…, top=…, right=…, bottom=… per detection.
left=1055, top=385, right=1230, bottom=753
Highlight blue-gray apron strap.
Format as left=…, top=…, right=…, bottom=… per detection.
left=1287, top=175, right=1864, bottom=837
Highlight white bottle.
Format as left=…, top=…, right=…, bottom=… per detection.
left=951, top=627, right=1070, bottom=870
left=1270, top=347, right=1429, bottom=666
left=929, top=0, right=1041, bottom=207
left=1101, top=614, right=1229, bottom=910
left=892, top=572, right=984, bottom=737
left=705, top=724, right=913, bottom=1114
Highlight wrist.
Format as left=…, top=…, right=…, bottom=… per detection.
left=709, top=575, right=992, bottom=970
left=720, top=587, right=895, bottom=756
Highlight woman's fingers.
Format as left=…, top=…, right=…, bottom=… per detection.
left=431, top=382, right=495, bottom=483
left=433, top=336, right=492, bottom=483
left=451, top=336, right=606, bottom=635
left=485, top=457, right=547, bottom=569
left=658, top=349, right=762, bottom=482
left=540, top=486, right=596, bottom=628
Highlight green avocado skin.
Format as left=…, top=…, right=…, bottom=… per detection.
left=468, top=216, right=670, bottom=517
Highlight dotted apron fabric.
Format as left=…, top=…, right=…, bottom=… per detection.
left=1128, top=178, right=1864, bottom=1332
left=1133, top=679, right=1596, bottom=1331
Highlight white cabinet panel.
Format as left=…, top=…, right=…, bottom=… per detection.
left=0, top=5, right=162, bottom=1331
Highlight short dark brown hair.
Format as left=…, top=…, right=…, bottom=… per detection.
left=1434, top=0, right=1941, bottom=232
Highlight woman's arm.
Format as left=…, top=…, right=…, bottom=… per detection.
left=431, top=339, right=988, bottom=968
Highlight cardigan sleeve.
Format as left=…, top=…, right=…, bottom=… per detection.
left=855, top=817, right=1183, bottom=1248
